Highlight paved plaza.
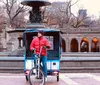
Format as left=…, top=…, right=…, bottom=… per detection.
left=0, top=73, right=100, bottom=85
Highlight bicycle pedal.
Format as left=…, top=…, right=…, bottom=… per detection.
left=35, top=76, right=42, bottom=79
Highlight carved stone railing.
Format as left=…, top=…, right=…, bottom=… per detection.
left=60, top=27, right=100, bottom=33
left=62, top=52, right=100, bottom=57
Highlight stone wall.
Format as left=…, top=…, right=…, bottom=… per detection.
left=60, top=27, right=100, bottom=52
left=0, top=26, right=100, bottom=52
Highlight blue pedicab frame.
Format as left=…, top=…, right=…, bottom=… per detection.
left=23, top=28, right=62, bottom=81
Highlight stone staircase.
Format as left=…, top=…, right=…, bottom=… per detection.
left=0, top=57, right=24, bottom=73
left=0, top=52, right=100, bottom=73
left=61, top=52, right=100, bottom=73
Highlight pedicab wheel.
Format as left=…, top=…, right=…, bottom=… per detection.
left=26, top=75, right=29, bottom=81
left=57, top=73, right=59, bottom=82
left=29, top=67, right=45, bottom=85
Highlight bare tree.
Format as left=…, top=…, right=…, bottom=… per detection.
left=44, top=0, right=96, bottom=29
left=0, top=0, right=28, bottom=28
left=71, top=9, right=87, bottom=28
left=59, top=0, right=79, bottom=25
left=70, top=8, right=96, bottom=28
left=0, top=6, right=6, bottom=31
left=11, top=13, right=27, bottom=28
left=44, top=0, right=79, bottom=28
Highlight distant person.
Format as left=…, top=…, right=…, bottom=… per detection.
left=81, top=42, right=87, bottom=52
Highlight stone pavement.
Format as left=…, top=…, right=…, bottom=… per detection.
left=60, top=73, right=100, bottom=85
left=0, top=73, right=100, bottom=85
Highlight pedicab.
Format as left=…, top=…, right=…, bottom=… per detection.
left=23, top=28, right=62, bottom=85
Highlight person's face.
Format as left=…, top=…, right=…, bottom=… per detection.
left=38, top=32, right=42, bottom=37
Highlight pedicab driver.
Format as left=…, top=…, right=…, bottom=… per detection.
left=30, top=30, right=51, bottom=81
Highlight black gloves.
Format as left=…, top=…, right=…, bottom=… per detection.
left=43, top=46, right=50, bottom=49
left=31, top=48, right=36, bottom=54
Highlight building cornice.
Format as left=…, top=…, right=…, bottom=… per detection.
left=60, top=27, right=100, bottom=34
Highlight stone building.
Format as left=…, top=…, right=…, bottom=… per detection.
left=0, top=27, right=24, bottom=57
left=60, top=27, right=100, bottom=53
left=1, top=26, right=99, bottom=54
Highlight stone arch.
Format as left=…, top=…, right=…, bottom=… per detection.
left=18, top=37, right=23, bottom=48
left=91, top=37, right=99, bottom=52
left=70, top=38, right=78, bottom=52
left=80, top=37, right=89, bottom=52
left=62, top=38, right=66, bottom=52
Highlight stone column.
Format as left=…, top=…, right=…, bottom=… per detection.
left=65, top=38, right=69, bottom=52
left=99, top=37, right=100, bottom=52
left=88, top=38, right=92, bottom=52
left=65, top=33, right=69, bottom=52
left=78, top=38, right=81, bottom=52
left=68, top=38, right=70, bottom=52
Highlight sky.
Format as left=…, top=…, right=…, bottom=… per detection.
left=49, top=0, right=100, bottom=19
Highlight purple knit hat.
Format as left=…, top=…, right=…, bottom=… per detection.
left=38, top=30, right=44, bottom=35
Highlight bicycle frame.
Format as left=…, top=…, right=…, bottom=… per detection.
left=27, top=46, right=45, bottom=85
left=34, top=47, right=43, bottom=78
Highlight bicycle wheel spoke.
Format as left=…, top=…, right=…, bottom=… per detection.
left=29, top=68, right=45, bottom=85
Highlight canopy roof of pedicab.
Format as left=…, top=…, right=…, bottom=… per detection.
left=24, top=28, right=61, bottom=34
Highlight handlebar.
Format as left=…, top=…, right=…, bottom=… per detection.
left=32, top=46, right=48, bottom=58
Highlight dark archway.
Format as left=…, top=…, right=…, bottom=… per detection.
left=80, top=37, right=89, bottom=52
left=70, top=38, right=78, bottom=52
left=91, top=37, right=99, bottom=52
left=62, top=38, right=66, bottom=52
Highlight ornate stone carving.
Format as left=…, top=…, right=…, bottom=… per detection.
left=21, top=0, right=51, bottom=24
left=29, top=7, right=43, bottom=23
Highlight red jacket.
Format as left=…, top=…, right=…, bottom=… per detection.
left=30, top=36, right=51, bottom=56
